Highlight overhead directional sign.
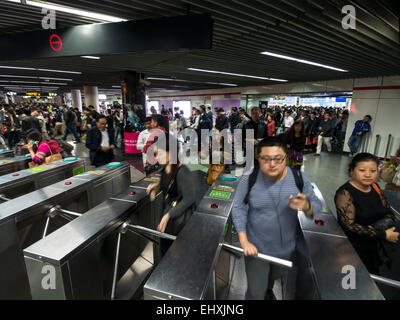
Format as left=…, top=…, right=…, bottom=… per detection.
left=0, top=14, right=213, bottom=60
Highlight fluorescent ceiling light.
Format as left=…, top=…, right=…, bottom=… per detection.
left=206, top=82, right=237, bottom=87
left=0, top=66, right=36, bottom=71
left=260, top=51, right=349, bottom=72
left=9, top=80, right=67, bottom=85
left=39, top=77, right=73, bottom=81
left=187, top=68, right=288, bottom=82
left=112, top=86, right=121, bottom=88
left=0, top=74, right=36, bottom=79
left=147, top=77, right=238, bottom=86
left=0, top=75, right=73, bottom=81
left=37, top=68, right=82, bottom=74
left=0, top=66, right=81, bottom=74
left=7, top=0, right=127, bottom=22
left=81, top=56, right=101, bottom=60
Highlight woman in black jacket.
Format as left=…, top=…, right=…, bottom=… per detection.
left=335, top=153, right=399, bottom=274
left=146, top=136, right=197, bottom=256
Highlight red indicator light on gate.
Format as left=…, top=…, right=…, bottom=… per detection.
left=130, top=192, right=136, bottom=196
left=50, top=34, right=62, bottom=51
left=315, top=219, right=324, bottom=226
left=65, top=181, right=72, bottom=185
left=211, top=204, right=218, bottom=209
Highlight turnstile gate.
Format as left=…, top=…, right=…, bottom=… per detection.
left=0, top=162, right=130, bottom=299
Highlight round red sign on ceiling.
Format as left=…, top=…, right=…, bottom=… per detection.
left=50, top=34, right=62, bottom=51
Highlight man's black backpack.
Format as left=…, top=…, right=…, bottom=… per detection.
left=244, top=164, right=304, bottom=204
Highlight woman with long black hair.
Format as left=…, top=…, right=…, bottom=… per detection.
left=146, top=136, right=197, bottom=256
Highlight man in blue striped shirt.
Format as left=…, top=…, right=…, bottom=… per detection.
left=232, top=137, right=322, bottom=300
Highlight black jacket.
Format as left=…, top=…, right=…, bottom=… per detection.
left=229, top=112, right=241, bottom=129
left=242, top=120, right=268, bottom=141
left=215, top=114, right=229, bottom=132
left=85, top=127, right=115, bottom=167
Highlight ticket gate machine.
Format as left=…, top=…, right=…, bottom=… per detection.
left=0, top=162, right=130, bottom=299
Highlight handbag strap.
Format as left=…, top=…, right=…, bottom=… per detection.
left=43, top=142, right=54, bottom=156
left=372, top=183, right=384, bottom=201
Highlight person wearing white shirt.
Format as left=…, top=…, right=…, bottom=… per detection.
left=283, top=111, right=294, bottom=132
left=137, top=117, right=152, bottom=166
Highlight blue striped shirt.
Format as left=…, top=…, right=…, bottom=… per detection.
left=232, top=168, right=322, bottom=259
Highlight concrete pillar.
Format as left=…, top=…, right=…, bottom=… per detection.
left=84, top=86, right=99, bottom=112
left=71, top=90, right=82, bottom=110
left=64, top=92, right=72, bottom=108
left=120, top=71, right=146, bottom=112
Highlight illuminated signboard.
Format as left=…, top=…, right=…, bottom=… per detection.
left=0, top=14, right=213, bottom=60
left=26, top=92, right=41, bottom=96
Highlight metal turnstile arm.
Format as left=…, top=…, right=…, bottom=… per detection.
left=221, top=243, right=293, bottom=269
left=0, top=194, right=10, bottom=202
left=43, top=206, right=83, bottom=238
left=128, top=224, right=177, bottom=241
left=371, top=274, right=400, bottom=289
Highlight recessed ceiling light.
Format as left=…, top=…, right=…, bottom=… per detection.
left=187, top=68, right=288, bottom=82
left=260, top=51, right=349, bottom=72
left=81, top=56, right=101, bottom=60
left=6, top=0, right=127, bottom=22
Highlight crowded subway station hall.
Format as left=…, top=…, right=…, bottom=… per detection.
left=0, top=0, right=399, bottom=305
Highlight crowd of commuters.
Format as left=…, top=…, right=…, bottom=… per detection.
left=1, top=101, right=397, bottom=301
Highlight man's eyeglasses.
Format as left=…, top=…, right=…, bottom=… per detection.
left=258, top=155, right=286, bottom=164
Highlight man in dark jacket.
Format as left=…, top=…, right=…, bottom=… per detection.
left=86, top=115, right=115, bottom=167
left=215, top=108, right=229, bottom=132
left=316, top=113, right=333, bottom=156
left=229, top=107, right=241, bottom=132
left=242, top=107, right=268, bottom=151
left=62, top=106, right=81, bottom=143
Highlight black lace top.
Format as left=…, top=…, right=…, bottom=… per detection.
left=335, top=182, right=394, bottom=242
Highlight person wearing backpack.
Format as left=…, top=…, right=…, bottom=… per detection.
left=232, top=137, right=322, bottom=300
left=62, top=106, right=81, bottom=143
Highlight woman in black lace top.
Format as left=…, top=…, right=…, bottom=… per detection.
left=335, top=153, right=399, bottom=274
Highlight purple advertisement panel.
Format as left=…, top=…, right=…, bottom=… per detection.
left=212, top=100, right=241, bottom=115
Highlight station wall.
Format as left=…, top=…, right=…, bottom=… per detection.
left=148, top=75, right=400, bottom=158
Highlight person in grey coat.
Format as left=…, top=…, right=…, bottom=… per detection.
left=232, top=137, right=322, bottom=300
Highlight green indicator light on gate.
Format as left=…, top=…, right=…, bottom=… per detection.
left=209, top=190, right=232, bottom=200
left=73, top=166, right=84, bottom=176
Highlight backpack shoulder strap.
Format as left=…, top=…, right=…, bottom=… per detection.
left=290, top=166, right=304, bottom=193
left=244, top=164, right=259, bottom=205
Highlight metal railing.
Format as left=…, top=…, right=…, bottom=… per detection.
left=371, top=274, right=400, bottom=290
left=373, top=134, right=381, bottom=156
left=385, top=134, right=392, bottom=160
